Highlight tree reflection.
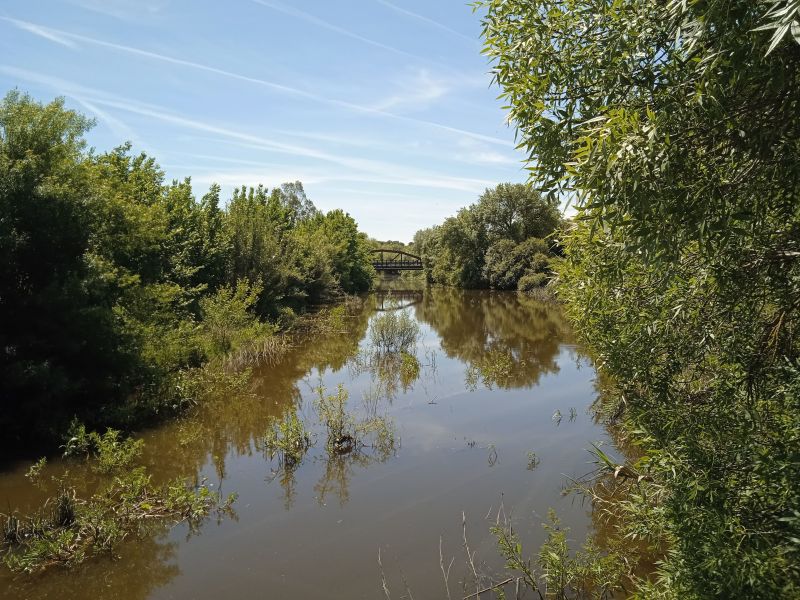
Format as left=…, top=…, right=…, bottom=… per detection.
left=415, top=289, right=575, bottom=389
left=349, top=348, right=422, bottom=401
left=313, top=438, right=397, bottom=508
left=138, top=301, right=373, bottom=487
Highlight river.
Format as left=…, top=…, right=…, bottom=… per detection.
left=0, top=288, right=618, bottom=599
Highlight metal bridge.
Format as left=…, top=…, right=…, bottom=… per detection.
left=371, top=249, right=423, bottom=272
left=374, top=290, right=424, bottom=311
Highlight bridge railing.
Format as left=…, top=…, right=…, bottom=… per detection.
left=371, top=259, right=423, bottom=271
left=370, top=249, right=424, bottom=271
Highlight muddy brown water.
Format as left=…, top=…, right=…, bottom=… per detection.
left=0, top=289, right=619, bottom=599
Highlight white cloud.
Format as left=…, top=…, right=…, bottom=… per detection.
left=371, top=69, right=450, bottom=112
left=0, top=66, right=498, bottom=196
left=66, top=0, right=168, bottom=21
left=72, top=97, right=143, bottom=145
left=2, top=17, right=511, bottom=147
left=7, top=19, right=76, bottom=48
left=251, top=0, right=419, bottom=61
left=455, top=151, right=521, bottom=166
left=376, top=0, right=475, bottom=43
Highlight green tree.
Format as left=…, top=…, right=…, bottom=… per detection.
left=414, top=183, right=561, bottom=288
left=477, top=183, right=560, bottom=244
left=0, top=92, right=131, bottom=447
left=483, top=237, right=549, bottom=290
left=475, top=0, right=800, bottom=597
left=0, top=90, right=376, bottom=452
left=309, top=209, right=374, bottom=294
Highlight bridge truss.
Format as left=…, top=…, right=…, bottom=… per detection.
left=370, top=249, right=423, bottom=272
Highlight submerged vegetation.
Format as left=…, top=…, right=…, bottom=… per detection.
left=313, top=383, right=397, bottom=458
left=0, top=90, right=374, bottom=453
left=260, top=380, right=398, bottom=510
left=1, top=432, right=236, bottom=574
left=368, top=310, right=421, bottom=354
left=475, top=0, right=800, bottom=597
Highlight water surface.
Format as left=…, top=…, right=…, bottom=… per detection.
left=0, top=289, right=614, bottom=599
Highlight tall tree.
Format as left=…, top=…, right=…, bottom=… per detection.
left=475, top=1, right=800, bottom=596
left=0, top=93, right=129, bottom=446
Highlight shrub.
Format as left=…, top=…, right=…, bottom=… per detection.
left=62, top=424, right=143, bottom=474
left=198, top=279, right=273, bottom=356
left=484, top=238, right=550, bottom=290
left=262, top=411, right=312, bottom=469
left=518, top=272, right=549, bottom=292
left=369, top=311, right=420, bottom=354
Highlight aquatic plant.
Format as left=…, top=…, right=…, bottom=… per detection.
left=399, top=351, right=421, bottom=386
left=526, top=451, right=540, bottom=471
left=314, top=383, right=398, bottom=458
left=24, top=458, right=47, bottom=484
left=262, top=410, right=312, bottom=469
left=63, top=424, right=144, bottom=474
left=490, top=510, right=628, bottom=599
left=1, top=466, right=235, bottom=573
left=368, top=311, right=420, bottom=354
left=314, top=384, right=357, bottom=454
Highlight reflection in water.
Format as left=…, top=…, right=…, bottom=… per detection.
left=349, top=348, right=423, bottom=400
left=374, top=289, right=424, bottom=312
left=0, top=289, right=612, bottom=600
left=150, top=300, right=374, bottom=485
left=0, top=304, right=374, bottom=599
left=415, top=288, right=573, bottom=389
left=3, top=533, right=179, bottom=600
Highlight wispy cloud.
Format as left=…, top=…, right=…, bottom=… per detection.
left=0, top=17, right=317, bottom=99
left=376, top=0, right=476, bottom=43
left=455, top=150, right=520, bottom=166
left=66, top=0, right=168, bottom=21
left=371, top=69, right=450, bottom=112
left=251, top=0, right=421, bottom=62
left=8, top=19, right=76, bottom=48
left=452, top=135, right=521, bottom=166
left=1, top=16, right=509, bottom=147
left=71, top=96, right=146, bottom=149
left=0, top=66, right=496, bottom=195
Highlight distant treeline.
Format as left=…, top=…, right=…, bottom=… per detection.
left=412, top=183, right=563, bottom=292
left=0, top=91, right=374, bottom=451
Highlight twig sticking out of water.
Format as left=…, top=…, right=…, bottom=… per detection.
left=462, top=511, right=481, bottom=598
left=378, top=548, right=392, bottom=600
left=462, top=577, right=514, bottom=599
left=440, top=536, right=454, bottom=600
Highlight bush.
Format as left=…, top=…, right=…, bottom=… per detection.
left=484, top=238, right=551, bottom=290
left=518, top=272, right=549, bottom=292
left=198, top=279, right=273, bottom=355
left=368, top=311, right=420, bottom=354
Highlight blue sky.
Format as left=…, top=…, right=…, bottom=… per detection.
left=0, top=0, right=529, bottom=241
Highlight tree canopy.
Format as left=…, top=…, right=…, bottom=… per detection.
left=413, top=182, right=561, bottom=290
left=474, top=0, right=800, bottom=597
left=0, top=91, right=374, bottom=451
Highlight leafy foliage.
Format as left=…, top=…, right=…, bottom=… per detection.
left=414, top=183, right=561, bottom=289
left=474, top=0, right=800, bottom=596
left=368, top=310, right=421, bottom=354
left=1, top=432, right=235, bottom=573
left=0, top=91, right=374, bottom=452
